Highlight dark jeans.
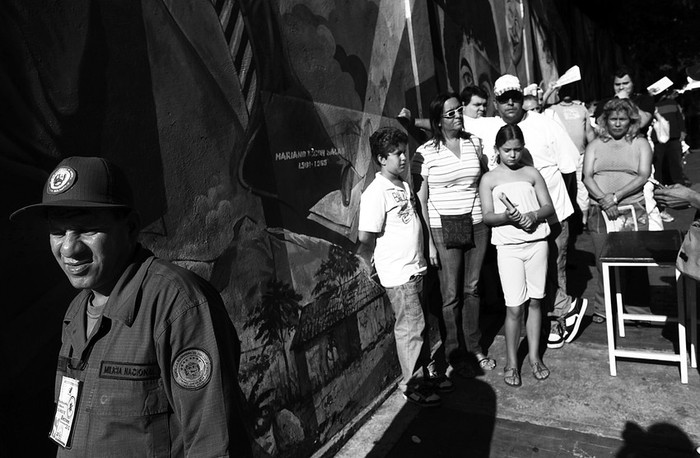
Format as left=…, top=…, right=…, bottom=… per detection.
left=429, top=222, right=489, bottom=367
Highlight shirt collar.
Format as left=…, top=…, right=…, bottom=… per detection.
left=101, top=245, right=155, bottom=326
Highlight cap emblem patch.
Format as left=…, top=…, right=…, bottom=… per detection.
left=47, top=167, right=76, bottom=195
left=172, top=348, right=212, bottom=390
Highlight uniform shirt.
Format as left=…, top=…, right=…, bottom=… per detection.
left=54, top=246, right=251, bottom=457
left=467, top=112, right=576, bottom=223
left=411, top=137, right=483, bottom=228
left=358, top=173, right=426, bottom=287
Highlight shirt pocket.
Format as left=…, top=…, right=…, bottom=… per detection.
left=92, top=374, right=169, bottom=417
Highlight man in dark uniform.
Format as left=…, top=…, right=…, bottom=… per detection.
left=11, top=156, right=252, bottom=457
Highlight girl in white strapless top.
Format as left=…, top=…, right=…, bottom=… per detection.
left=479, top=124, right=554, bottom=387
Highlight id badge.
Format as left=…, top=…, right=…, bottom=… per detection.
left=49, top=376, right=81, bottom=447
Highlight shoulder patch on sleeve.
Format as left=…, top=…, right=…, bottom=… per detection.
left=172, top=348, right=212, bottom=390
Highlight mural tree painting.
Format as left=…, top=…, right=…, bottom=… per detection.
left=246, top=279, right=303, bottom=379
left=312, top=245, right=360, bottom=300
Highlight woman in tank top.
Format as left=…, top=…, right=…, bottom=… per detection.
left=583, top=98, right=653, bottom=322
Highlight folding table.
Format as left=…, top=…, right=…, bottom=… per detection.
left=600, top=230, right=694, bottom=384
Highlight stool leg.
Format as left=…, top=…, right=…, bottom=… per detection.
left=688, top=276, right=698, bottom=369
left=615, top=268, right=625, bottom=338
left=604, top=264, right=617, bottom=376
left=676, top=271, right=688, bottom=384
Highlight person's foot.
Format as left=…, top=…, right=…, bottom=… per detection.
left=563, top=297, right=589, bottom=343
left=659, top=210, right=675, bottom=223
left=591, top=312, right=606, bottom=324
left=401, top=386, right=441, bottom=407
left=427, top=369, right=455, bottom=393
left=476, top=353, right=497, bottom=371
left=529, top=360, right=550, bottom=381
left=547, top=320, right=568, bottom=349
left=503, top=367, right=521, bottom=387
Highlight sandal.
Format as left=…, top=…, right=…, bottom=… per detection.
left=402, top=386, right=441, bottom=407
left=592, top=313, right=606, bottom=324
left=504, top=367, right=521, bottom=387
left=530, top=361, right=550, bottom=381
left=476, top=353, right=497, bottom=371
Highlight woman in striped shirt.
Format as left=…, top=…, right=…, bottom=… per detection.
left=412, top=92, right=495, bottom=381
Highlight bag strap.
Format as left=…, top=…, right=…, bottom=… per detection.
left=428, top=138, right=481, bottom=216
left=430, top=190, right=478, bottom=216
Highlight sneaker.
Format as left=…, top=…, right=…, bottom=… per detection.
left=563, top=297, right=589, bottom=343
left=547, top=320, right=566, bottom=349
left=402, top=386, right=441, bottom=407
left=659, top=210, right=675, bottom=223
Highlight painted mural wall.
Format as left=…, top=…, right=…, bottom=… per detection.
left=2, top=1, right=616, bottom=457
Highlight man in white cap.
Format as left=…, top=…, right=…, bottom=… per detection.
left=468, top=74, right=588, bottom=349
left=10, top=157, right=252, bottom=457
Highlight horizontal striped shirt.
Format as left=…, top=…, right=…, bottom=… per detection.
left=412, top=137, right=483, bottom=227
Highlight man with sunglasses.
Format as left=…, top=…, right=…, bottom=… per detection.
left=468, top=74, right=587, bottom=349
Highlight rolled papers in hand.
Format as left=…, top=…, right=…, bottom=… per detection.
left=499, top=193, right=517, bottom=212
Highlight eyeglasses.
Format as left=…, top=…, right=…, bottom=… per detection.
left=442, top=106, right=464, bottom=119
left=495, top=91, right=524, bottom=104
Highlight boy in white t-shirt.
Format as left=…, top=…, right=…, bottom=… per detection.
left=358, top=127, right=440, bottom=407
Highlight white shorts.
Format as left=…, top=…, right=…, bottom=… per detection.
left=497, top=240, right=548, bottom=307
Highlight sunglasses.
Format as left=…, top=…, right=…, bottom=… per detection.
left=442, top=106, right=464, bottom=119
left=495, top=91, right=524, bottom=104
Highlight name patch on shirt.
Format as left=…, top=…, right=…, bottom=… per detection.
left=99, top=361, right=160, bottom=380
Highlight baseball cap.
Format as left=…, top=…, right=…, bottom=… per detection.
left=493, top=74, right=522, bottom=96
left=10, top=156, right=134, bottom=221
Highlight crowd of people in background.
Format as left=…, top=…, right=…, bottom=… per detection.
left=375, top=64, right=700, bottom=405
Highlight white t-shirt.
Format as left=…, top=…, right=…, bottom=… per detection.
left=545, top=102, right=588, bottom=154
left=411, top=137, right=483, bottom=228
left=358, top=173, right=427, bottom=288
left=466, top=112, right=577, bottom=223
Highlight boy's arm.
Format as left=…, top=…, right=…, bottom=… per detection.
left=357, top=231, right=377, bottom=275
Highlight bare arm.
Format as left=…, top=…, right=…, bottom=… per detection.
left=614, top=138, right=652, bottom=201
left=397, top=107, right=431, bottom=131
left=357, top=231, right=377, bottom=275
left=582, top=140, right=617, bottom=218
left=639, top=108, right=652, bottom=130
left=414, top=173, right=439, bottom=267
left=654, top=184, right=700, bottom=210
